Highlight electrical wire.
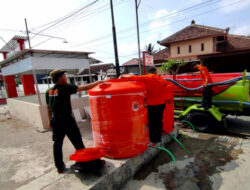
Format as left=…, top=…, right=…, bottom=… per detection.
left=30, top=0, right=247, bottom=52
left=30, top=1, right=97, bottom=31
left=31, top=0, right=124, bottom=32
left=61, top=0, right=221, bottom=50
left=40, top=0, right=125, bottom=39
left=31, top=0, right=126, bottom=47
left=165, top=76, right=250, bottom=91
left=63, top=0, right=247, bottom=50
left=54, top=0, right=125, bottom=29
left=30, top=0, right=100, bottom=40
left=31, top=0, right=124, bottom=37
left=141, top=2, right=158, bottom=11
left=31, top=0, right=216, bottom=48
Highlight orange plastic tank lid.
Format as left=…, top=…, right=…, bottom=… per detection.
left=69, top=148, right=105, bottom=162
left=88, top=79, right=146, bottom=96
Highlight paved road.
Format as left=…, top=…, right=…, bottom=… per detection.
left=226, top=115, right=250, bottom=135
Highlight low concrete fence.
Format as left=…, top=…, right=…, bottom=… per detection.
left=7, top=95, right=90, bottom=131
left=18, top=84, right=51, bottom=93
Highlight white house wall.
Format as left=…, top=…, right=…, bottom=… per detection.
left=1, top=56, right=90, bottom=76
left=1, top=57, right=32, bottom=76
left=31, top=56, right=90, bottom=70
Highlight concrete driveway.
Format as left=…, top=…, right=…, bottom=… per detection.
left=0, top=106, right=93, bottom=190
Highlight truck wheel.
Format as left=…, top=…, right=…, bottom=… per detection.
left=187, top=112, right=215, bottom=132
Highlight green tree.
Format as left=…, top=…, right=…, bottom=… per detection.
left=160, top=59, right=187, bottom=76
left=15, top=78, right=22, bottom=87
left=144, top=43, right=157, bottom=54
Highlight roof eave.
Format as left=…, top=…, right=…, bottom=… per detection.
left=0, top=49, right=94, bottom=67
left=198, top=48, right=250, bottom=59
left=160, top=33, right=227, bottom=46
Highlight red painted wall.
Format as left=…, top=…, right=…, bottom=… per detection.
left=21, top=75, right=36, bottom=96
left=4, top=76, right=18, bottom=98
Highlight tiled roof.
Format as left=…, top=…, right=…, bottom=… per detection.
left=159, top=23, right=228, bottom=46
left=122, top=58, right=140, bottom=66
left=78, top=63, right=114, bottom=75
left=0, top=36, right=28, bottom=52
left=89, top=57, right=102, bottom=64
left=218, top=35, right=250, bottom=52
left=153, top=48, right=169, bottom=63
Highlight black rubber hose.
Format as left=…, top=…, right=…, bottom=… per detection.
left=165, top=76, right=250, bottom=91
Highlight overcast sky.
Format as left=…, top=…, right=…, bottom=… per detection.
left=0, top=0, right=250, bottom=64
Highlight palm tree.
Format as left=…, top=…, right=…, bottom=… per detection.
left=144, top=43, right=157, bottom=54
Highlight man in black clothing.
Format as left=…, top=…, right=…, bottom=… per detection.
left=147, top=104, right=166, bottom=143
left=46, top=69, right=103, bottom=173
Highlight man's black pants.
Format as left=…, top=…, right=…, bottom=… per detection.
left=148, top=104, right=166, bottom=143
left=50, top=115, right=85, bottom=169
left=202, top=86, right=212, bottom=109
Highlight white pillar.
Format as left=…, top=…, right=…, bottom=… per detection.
left=100, top=69, right=103, bottom=80
left=46, top=77, right=50, bottom=89
left=2, top=76, right=8, bottom=98
left=88, top=66, right=92, bottom=83
left=32, top=70, right=42, bottom=105
left=74, top=77, right=77, bottom=85
left=0, top=82, right=2, bottom=98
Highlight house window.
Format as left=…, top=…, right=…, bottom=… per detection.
left=177, top=46, right=180, bottom=54
left=188, top=45, right=192, bottom=53
left=201, top=43, right=204, bottom=51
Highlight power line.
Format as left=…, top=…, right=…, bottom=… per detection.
left=2, top=0, right=214, bottom=47
left=31, top=1, right=104, bottom=35
left=30, top=1, right=97, bottom=31
left=31, top=0, right=125, bottom=37
left=62, top=0, right=219, bottom=50
left=38, top=0, right=125, bottom=39
left=30, top=0, right=100, bottom=40
left=66, top=0, right=247, bottom=50
left=32, top=0, right=101, bottom=32
left=141, top=1, right=158, bottom=10
left=31, top=0, right=126, bottom=47
left=31, top=0, right=247, bottom=50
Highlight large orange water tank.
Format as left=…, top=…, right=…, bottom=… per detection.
left=88, top=79, right=149, bottom=159
left=162, top=89, right=174, bottom=134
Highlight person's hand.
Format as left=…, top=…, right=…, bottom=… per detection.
left=96, top=80, right=107, bottom=85
left=119, top=74, right=130, bottom=79
left=98, top=80, right=105, bottom=84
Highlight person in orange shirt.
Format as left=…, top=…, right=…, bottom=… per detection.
left=121, top=67, right=169, bottom=143
left=193, top=64, right=213, bottom=110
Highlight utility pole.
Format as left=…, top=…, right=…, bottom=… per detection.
left=24, top=18, right=31, bottom=49
left=135, top=0, right=142, bottom=75
left=24, top=18, right=42, bottom=105
left=109, top=0, right=120, bottom=78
